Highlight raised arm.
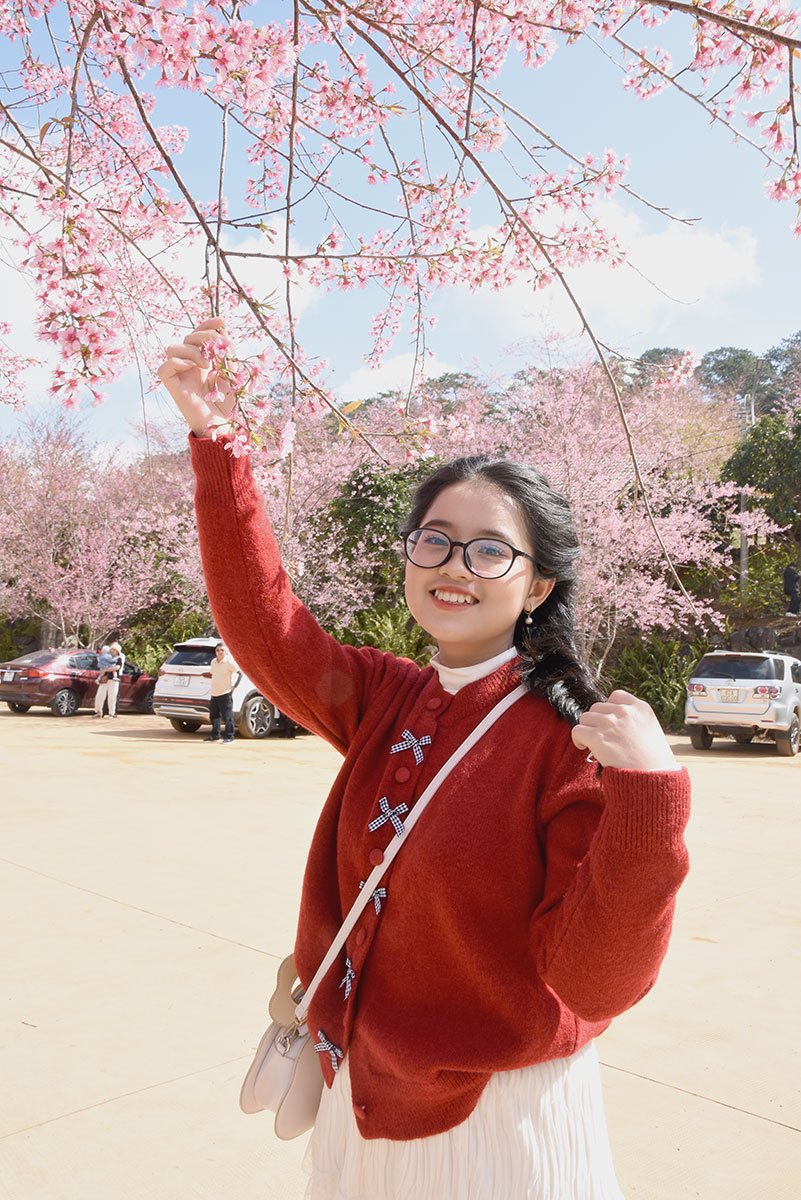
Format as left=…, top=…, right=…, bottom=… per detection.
left=158, top=320, right=405, bottom=752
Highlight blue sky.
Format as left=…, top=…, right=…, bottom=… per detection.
left=1, top=18, right=799, bottom=449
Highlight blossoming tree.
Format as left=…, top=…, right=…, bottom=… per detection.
left=1, top=0, right=799, bottom=452
left=262, top=361, right=777, bottom=663
left=0, top=414, right=207, bottom=646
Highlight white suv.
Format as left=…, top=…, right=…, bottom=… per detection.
left=684, top=651, right=801, bottom=756
left=152, top=638, right=295, bottom=739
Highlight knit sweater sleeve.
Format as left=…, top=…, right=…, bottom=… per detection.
left=530, top=748, right=691, bottom=1023
left=189, top=435, right=400, bottom=752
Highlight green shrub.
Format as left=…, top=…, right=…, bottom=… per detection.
left=605, top=633, right=712, bottom=732
left=683, top=539, right=798, bottom=619
left=0, top=616, right=41, bottom=661
left=720, top=540, right=797, bottom=617
left=332, top=599, right=433, bottom=665
left=121, top=604, right=212, bottom=676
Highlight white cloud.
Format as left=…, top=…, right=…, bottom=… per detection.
left=336, top=351, right=456, bottom=404
left=434, top=200, right=761, bottom=364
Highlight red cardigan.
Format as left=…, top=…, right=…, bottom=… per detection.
left=190, top=436, right=691, bottom=1141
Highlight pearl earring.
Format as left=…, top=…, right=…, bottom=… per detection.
left=524, top=610, right=533, bottom=625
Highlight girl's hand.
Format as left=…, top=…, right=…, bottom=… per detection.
left=571, top=690, right=679, bottom=771
left=157, top=316, right=235, bottom=437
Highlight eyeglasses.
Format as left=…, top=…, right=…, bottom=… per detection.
left=403, top=527, right=537, bottom=579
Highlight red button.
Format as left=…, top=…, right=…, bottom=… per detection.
left=355, top=928, right=367, bottom=946
left=426, top=698, right=442, bottom=710
left=353, top=1103, right=367, bottom=1120
left=394, top=767, right=411, bottom=783
left=369, top=848, right=384, bottom=866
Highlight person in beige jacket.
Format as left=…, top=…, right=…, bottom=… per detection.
left=205, top=642, right=238, bottom=743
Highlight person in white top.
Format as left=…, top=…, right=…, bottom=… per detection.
left=105, top=641, right=126, bottom=718
left=206, top=642, right=238, bottom=743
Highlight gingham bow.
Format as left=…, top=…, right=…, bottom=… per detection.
left=359, top=880, right=388, bottom=914
left=339, top=957, right=355, bottom=1000
left=390, top=729, right=432, bottom=765
left=314, top=1030, right=344, bottom=1073
left=368, top=795, right=408, bottom=837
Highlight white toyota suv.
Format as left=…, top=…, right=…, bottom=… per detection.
left=152, top=638, right=295, bottom=738
left=684, top=650, right=801, bottom=755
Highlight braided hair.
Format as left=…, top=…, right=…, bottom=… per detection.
left=403, top=455, right=604, bottom=724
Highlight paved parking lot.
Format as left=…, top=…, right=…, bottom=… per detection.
left=1, top=708, right=799, bottom=1198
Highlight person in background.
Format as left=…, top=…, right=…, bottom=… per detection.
left=105, top=641, right=126, bottom=718
left=783, top=561, right=800, bottom=617
left=206, top=641, right=238, bottom=743
left=93, top=645, right=114, bottom=718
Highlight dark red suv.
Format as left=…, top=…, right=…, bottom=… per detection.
left=0, top=649, right=157, bottom=716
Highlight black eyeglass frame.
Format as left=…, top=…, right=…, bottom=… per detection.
left=403, top=527, right=541, bottom=579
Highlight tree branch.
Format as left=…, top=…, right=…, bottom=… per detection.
left=329, top=0, right=702, bottom=615
left=647, top=0, right=801, bottom=52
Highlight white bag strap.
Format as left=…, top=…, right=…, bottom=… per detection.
left=295, top=682, right=527, bottom=1022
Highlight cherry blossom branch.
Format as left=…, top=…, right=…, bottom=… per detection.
left=459, top=75, right=699, bottom=225
left=284, top=0, right=301, bottom=409
left=600, top=33, right=779, bottom=166
left=648, top=1, right=801, bottom=53
left=789, top=47, right=799, bottom=159
left=312, top=5, right=698, bottom=225
left=1, top=98, right=193, bottom=314
left=106, top=20, right=387, bottom=460
left=212, top=102, right=230, bottom=317
left=333, top=1, right=701, bottom=613
left=63, top=10, right=99, bottom=200
left=279, top=0, right=302, bottom=543
left=464, top=0, right=481, bottom=140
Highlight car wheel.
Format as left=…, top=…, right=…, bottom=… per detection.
left=775, top=714, right=800, bottom=757
left=142, top=689, right=155, bottom=715
left=7, top=702, right=31, bottom=713
left=50, top=688, right=79, bottom=717
left=238, top=695, right=275, bottom=739
left=689, top=726, right=713, bottom=750
left=169, top=718, right=203, bottom=733
left=733, top=731, right=754, bottom=744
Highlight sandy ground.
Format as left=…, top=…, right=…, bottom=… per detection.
left=1, top=707, right=799, bottom=1199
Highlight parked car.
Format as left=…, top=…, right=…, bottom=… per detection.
left=0, top=649, right=157, bottom=717
left=152, top=638, right=296, bottom=739
left=685, top=650, right=801, bottom=756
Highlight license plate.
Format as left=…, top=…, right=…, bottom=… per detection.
left=176, top=675, right=191, bottom=687
left=3, top=670, right=14, bottom=682
left=719, top=688, right=739, bottom=702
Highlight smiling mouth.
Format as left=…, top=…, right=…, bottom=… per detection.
left=431, top=589, right=478, bottom=606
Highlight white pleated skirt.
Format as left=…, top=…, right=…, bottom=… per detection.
left=303, top=1041, right=624, bottom=1200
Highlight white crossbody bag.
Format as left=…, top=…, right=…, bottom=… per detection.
left=239, top=683, right=527, bottom=1139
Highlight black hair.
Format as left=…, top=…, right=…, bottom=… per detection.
left=403, top=455, right=605, bottom=724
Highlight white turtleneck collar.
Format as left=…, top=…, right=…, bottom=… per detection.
left=429, top=645, right=519, bottom=694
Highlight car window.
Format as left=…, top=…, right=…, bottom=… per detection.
left=68, top=653, right=98, bottom=670
left=7, top=651, right=57, bottom=666
left=166, top=647, right=216, bottom=667
left=122, top=661, right=137, bottom=676
left=772, top=658, right=786, bottom=680
left=692, top=655, right=776, bottom=681
left=792, top=663, right=801, bottom=684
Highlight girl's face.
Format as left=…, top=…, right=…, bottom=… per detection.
left=404, top=480, right=554, bottom=668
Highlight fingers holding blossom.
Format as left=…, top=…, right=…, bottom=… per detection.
left=571, top=689, right=679, bottom=772
left=157, top=317, right=236, bottom=438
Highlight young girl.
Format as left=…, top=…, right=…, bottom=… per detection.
left=159, top=318, right=690, bottom=1200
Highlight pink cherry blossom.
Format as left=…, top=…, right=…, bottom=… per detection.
left=0, top=0, right=797, bottom=443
